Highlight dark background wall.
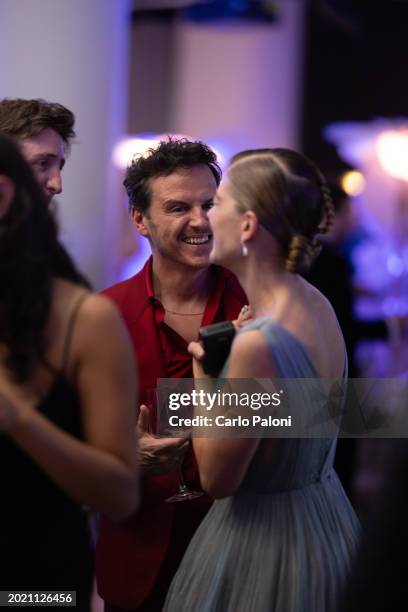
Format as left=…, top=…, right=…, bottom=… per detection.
left=302, top=0, right=408, bottom=173
left=130, top=1, right=408, bottom=173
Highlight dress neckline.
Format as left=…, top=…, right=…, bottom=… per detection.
left=36, top=373, right=71, bottom=410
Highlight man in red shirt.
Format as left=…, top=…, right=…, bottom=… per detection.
left=96, top=139, right=246, bottom=611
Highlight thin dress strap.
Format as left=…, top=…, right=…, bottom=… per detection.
left=60, top=293, right=89, bottom=373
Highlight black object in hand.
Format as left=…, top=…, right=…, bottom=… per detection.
left=199, top=321, right=236, bottom=377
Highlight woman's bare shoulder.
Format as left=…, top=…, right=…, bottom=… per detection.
left=228, top=328, right=278, bottom=378
left=51, top=280, right=129, bottom=364
left=53, top=279, right=122, bottom=325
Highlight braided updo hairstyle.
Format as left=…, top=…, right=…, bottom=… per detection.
left=228, top=148, right=335, bottom=274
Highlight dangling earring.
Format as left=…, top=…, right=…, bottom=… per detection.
left=241, top=241, right=248, bottom=257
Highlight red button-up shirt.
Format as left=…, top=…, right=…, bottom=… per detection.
left=145, top=258, right=229, bottom=380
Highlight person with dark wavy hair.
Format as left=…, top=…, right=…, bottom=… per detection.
left=124, top=137, right=222, bottom=214
left=0, top=135, right=139, bottom=611
left=0, top=97, right=75, bottom=203
left=96, top=138, right=246, bottom=611
left=164, top=148, right=360, bottom=612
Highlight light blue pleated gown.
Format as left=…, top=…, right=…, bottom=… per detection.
left=164, top=318, right=360, bottom=612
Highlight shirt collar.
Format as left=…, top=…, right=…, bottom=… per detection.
left=144, top=256, right=155, bottom=299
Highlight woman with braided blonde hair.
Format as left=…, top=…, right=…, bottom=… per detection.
left=164, top=148, right=359, bottom=612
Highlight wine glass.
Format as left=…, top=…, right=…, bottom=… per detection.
left=165, top=460, right=204, bottom=503
left=146, top=387, right=203, bottom=503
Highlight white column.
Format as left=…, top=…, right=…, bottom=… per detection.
left=169, top=0, right=306, bottom=156
left=0, top=0, right=131, bottom=289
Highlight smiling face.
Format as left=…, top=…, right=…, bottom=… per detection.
left=132, top=164, right=217, bottom=271
left=209, top=177, right=245, bottom=269
left=20, top=127, right=66, bottom=204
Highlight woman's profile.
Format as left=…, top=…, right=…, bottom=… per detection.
left=164, top=148, right=360, bottom=612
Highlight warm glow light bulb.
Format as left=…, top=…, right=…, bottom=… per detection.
left=340, top=170, right=366, bottom=196
left=377, top=130, right=408, bottom=181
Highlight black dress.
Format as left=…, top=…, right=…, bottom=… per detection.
left=0, top=293, right=94, bottom=611
left=0, top=376, right=94, bottom=610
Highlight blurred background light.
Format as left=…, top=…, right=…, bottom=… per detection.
left=340, top=170, right=366, bottom=196
left=377, top=130, right=408, bottom=181
left=118, top=238, right=152, bottom=282
left=386, top=252, right=404, bottom=278
left=112, top=133, right=227, bottom=170
left=112, top=134, right=162, bottom=169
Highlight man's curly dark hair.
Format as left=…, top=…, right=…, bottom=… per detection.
left=124, top=138, right=222, bottom=214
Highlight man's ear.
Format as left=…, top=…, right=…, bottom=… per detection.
left=130, top=207, right=149, bottom=237
left=0, top=175, right=15, bottom=220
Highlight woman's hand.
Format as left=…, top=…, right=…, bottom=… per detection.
left=233, top=305, right=252, bottom=331
left=188, top=341, right=208, bottom=379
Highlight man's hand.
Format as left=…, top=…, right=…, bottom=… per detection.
left=137, top=405, right=189, bottom=476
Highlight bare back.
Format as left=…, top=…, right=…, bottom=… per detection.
left=272, top=278, right=346, bottom=380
